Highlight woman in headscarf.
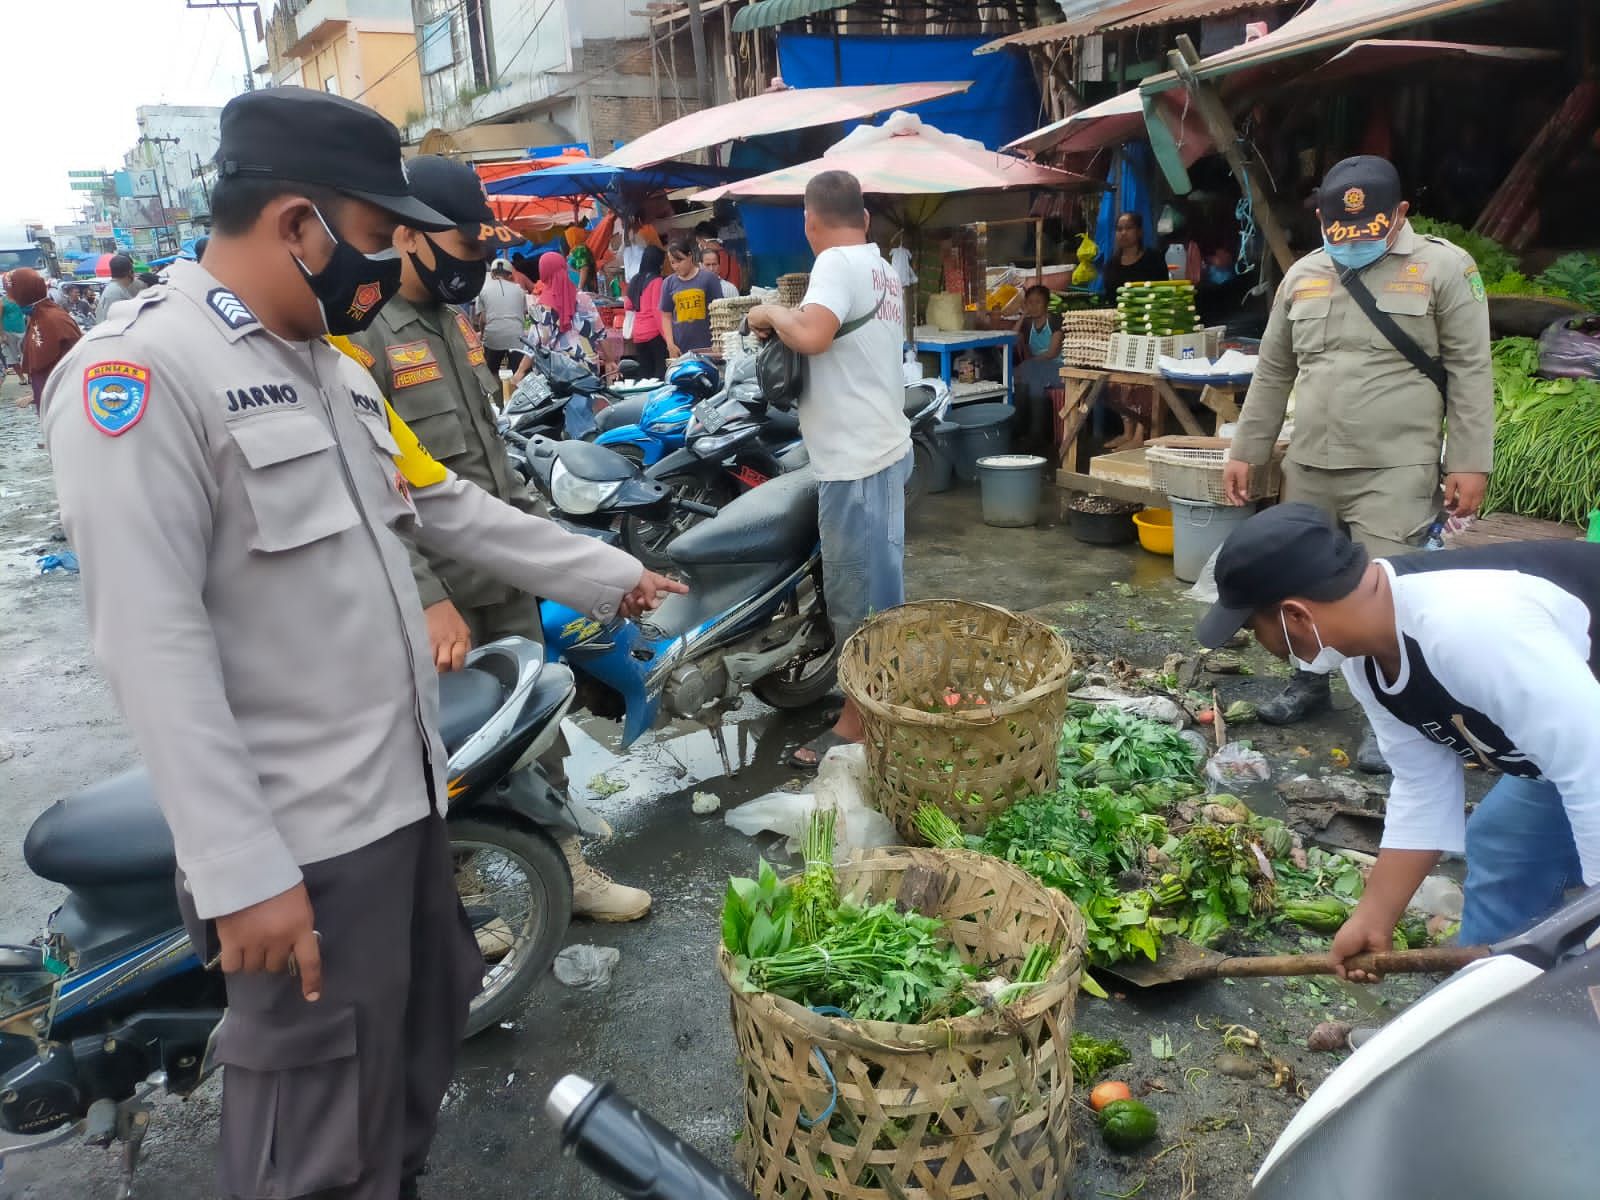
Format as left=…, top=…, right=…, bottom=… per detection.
left=513, top=250, right=604, bottom=435
left=10, top=268, right=82, bottom=439
left=623, top=244, right=668, bottom=381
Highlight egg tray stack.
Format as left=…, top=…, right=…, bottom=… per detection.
left=709, top=296, right=760, bottom=339
left=776, top=273, right=810, bottom=309
left=1116, top=280, right=1198, bottom=336
left=1059, top=309, right=1118, bottom=369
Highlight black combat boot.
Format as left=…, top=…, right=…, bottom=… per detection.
left=1257, top=669, right=1332, bottom=725
left=1355, top=726, right=1390, bottom=774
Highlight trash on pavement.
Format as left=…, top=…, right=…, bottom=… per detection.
left=553, top=944, right=621, bottom=990
left=38, top=551, right=79, bottom=574
left=691, top=791, right=721, bottom=815
left=1205, top=743, right=1270, bottom=791
left=723, top=743, right=898, bottom=860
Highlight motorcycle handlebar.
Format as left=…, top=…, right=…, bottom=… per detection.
left=548, top=1076, right=752, bottom=1200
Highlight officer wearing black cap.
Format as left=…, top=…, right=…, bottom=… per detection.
left=341, top=156, right=653, bottom=923
left=1199, top=505, right=1600, bottom=980
left=37, top=88, right=681, bottom=1199
left=1223, top=155, right=1495, bottom=763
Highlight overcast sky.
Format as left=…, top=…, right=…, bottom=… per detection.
left=4, top=1, right=253, bottom=227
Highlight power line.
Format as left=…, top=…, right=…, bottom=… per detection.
left=350, top=0, right=478, bottom=103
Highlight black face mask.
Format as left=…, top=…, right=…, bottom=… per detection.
left=409, top=234, right=488, bottom=305
left=293, top=206, right=402, bottom=335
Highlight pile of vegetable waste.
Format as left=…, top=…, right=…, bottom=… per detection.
left=916, top=703, right=1421, bottom=994
left=721, top=810, right=1057, bottom=1024
left=1484, top=336, right=1600, bottom=525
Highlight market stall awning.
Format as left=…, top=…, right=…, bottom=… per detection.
left=694, top=111, right=1094, bottom=201
left=1004, top=86, right=1211, bottom=165
left=1100, top=0, right=1290, bottom=31
left=1312, top=37, right=1559, bottom=82
left=974, top=1, right=1167, bottom=54
left=731, top=0, right=854, bottom=33
left=486, top=159, right=735, bottom=200
left=1141, top=0, right=1518, bottom=90
left=603, top=82, right=972, bottom=169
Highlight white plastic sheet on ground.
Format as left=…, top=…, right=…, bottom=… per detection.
left=723, top=743, right=900, bottom=860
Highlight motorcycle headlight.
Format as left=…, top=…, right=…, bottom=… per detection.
left=549, top=461, right=622, bottom=515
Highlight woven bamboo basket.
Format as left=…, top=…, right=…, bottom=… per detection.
left=777, top=272, right=812, bottom=308
left=721, top=846, right=1085, bottom=1200
left=839, top=601, right=1073, bottom=841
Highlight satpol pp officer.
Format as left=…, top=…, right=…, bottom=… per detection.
left=1223, top=156, right=1494, bottom=772
left=41, top=87, right=682, bottom=1200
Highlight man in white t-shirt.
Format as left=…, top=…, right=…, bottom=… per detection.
left=748, top=169, right=912, bottom=769
left=1197, top=503, right=1600, bottom=975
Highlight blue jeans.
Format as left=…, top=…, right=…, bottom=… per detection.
left=1458, top=773, right=1584, bottom=945
left=816, top=450, right=913, bottom=649
left=563, top=393, right=597, bottom=439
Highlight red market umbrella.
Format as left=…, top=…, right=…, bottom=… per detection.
left=1006, top=88, right=1212, bottom=166
left=694, top=112, right=1093, bottom=203
left=604, top=82, right=973, bottom=170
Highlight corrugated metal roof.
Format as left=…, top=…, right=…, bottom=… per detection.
left=731, top=0, right=857, bottom=33
left=1102, top=0, right=1291, bottom=32
left=974, top=1, right=1168, bottom=54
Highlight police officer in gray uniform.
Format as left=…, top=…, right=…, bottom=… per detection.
left=40, top=87, right=683, bottom=1200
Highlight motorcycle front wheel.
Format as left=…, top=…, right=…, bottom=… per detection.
left=450, top=818, right=572, bottom=1037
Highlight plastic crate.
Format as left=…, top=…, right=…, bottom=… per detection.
left=1145, top=444, right=1282, bottom=504
left=1105, top=330, right=1209, bottom=373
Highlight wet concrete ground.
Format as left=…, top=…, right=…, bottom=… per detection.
left=0, top=376, right=1442, bottom=1199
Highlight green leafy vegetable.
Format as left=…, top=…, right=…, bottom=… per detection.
left=1409, top=216, right=1519, bottom=286
left=1059, top=706, right=1203, bottom=788
left=1070, top=1032, right=1132, bottom=1082
left=793, top=807, right=838, bottom=943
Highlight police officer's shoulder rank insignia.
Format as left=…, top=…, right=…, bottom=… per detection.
left=206, top=288, right=256, bottom=330
left=84, top=362, right=151, bottom=437
left=1466, top=266, right=1487, bottom=303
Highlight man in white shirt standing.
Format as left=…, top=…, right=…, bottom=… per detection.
left=474, top=257, right=529, bottom=375
left=748, top=170, right=911, bottom=769
left=1196, top=504, right=1600, bottom=973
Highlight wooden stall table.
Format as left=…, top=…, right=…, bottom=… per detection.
left=1161, top=378, right=1249, bottom=425
left=1054, top=366, right=1209, bottom=488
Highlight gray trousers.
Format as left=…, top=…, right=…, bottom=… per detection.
left=817, top=450, right=914, bottom=649
left=179, top=815, right=483, bottom=1199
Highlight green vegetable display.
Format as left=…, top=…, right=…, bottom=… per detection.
left=1278, top=897, right=1353, bottom=933
left=1058, top=705, right=1203, bottom=788
left=1116, top=281, right=1199, bottom=336
left=1483, top=336, right=1600, bottom=526
left=1408, top=217, right=1520, bottom=288
left=1098, top=1098, right=1159, bottom=1151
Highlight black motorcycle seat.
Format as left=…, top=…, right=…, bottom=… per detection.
left=669, top=466, right=818, bottom=568
left=595, top=395, right=648, bottom=434
left=438, top=667, right=505, bottom=755
left=761, top=408, right=801, bottom=440
left=26, top=770, right=175, bottom=887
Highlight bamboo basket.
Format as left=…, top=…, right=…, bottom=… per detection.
left=721, top=847, right=1085, bottom=1200
left=839, top=601, right=1073, bottom=841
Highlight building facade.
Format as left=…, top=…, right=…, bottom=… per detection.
left=265, top=0, right=426, bottom=129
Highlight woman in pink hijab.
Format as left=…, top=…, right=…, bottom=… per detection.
left=513, top=250, right=604, bottom=434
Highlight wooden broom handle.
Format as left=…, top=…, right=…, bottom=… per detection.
left=1212, top=945, right=1490, bottom=978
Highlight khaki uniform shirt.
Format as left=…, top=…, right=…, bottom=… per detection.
left=41, top=261, right=641, bottom=920
left=349, top=295, right=518, bottom=610
left=1231, top=222, right=1494, bottom=475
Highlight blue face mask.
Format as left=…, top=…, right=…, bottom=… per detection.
left=1324, top=237, right=1389, bottom=271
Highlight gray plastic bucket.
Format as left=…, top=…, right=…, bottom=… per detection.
left=1170, top=495, right=1255, bottom=582
left=926, top=421, right=959, bottom=494
left=977, top=455, right=1047, bottom=527
left=949, top=403, right=1013, bottom=482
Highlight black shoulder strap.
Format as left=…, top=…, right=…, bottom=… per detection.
left=1340, top=267, right=1448, bottom=398
left=836, top=284, right=889, bottom=340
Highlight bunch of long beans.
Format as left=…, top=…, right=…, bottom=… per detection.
left=1482, top=386, right=1600, bottom=525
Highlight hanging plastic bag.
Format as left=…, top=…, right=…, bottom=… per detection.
left=1072, top=233, right=1099, bottom=287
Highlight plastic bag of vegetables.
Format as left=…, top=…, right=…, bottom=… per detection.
left=1536, top=315, right=1600, bottom=380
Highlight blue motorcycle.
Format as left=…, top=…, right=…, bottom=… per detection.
left=592, top=357, right=720, bottom=468
left=529, top=439, right=839, bottom=751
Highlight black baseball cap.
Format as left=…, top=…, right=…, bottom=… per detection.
left=1195, top=504, right=1370, bottom=649
left=216, top=87, right=452, bottom=231
left=404, top=155, right=522, bottom=245
left=1318, top=155, right=1403, bottom=245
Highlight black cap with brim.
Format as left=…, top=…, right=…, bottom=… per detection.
left=217, top=87, right=453, bottom=231
left=404, top=155, right=523, bottom=244
left=1318, top=155, right=1402, bottom=246
left=1195, top=503, right=1370, bottom=648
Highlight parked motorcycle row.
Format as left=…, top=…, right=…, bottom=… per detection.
left=0, top=344, right=945, bottom=1192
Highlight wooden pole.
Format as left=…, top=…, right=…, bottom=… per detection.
left=684, top=0, right=716, bottom=114
left=1169, top=35, right=1293, bottom=276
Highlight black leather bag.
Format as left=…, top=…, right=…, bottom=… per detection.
left=747, top=286, right=887, bottom=411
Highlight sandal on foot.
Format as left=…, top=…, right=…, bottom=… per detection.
left=788, top=730, right=853, bottom=771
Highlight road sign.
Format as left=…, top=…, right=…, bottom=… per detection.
left=70, top=181, right=104, bottom=192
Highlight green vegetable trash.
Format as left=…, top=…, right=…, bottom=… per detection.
left=1099, top=1098, right=1159, bottom=1151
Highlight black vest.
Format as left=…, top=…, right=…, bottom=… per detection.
left=1364, top=543, right=1600, bottom=774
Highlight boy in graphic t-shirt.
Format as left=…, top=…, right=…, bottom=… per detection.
left=659, top=238, right=720, bottom=356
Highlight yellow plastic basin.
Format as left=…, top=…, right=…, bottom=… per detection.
left=1133, top=507, right=1174, bottom=556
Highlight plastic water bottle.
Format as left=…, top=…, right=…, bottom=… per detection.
left=1164, top=244, right=1186, bottom=280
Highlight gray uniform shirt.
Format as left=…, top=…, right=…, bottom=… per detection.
left=42, top=260, right=641, bottom=920
left=96, top=278, right=145, bottom=323
left=1231, top=221, right=1495, bottom=475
